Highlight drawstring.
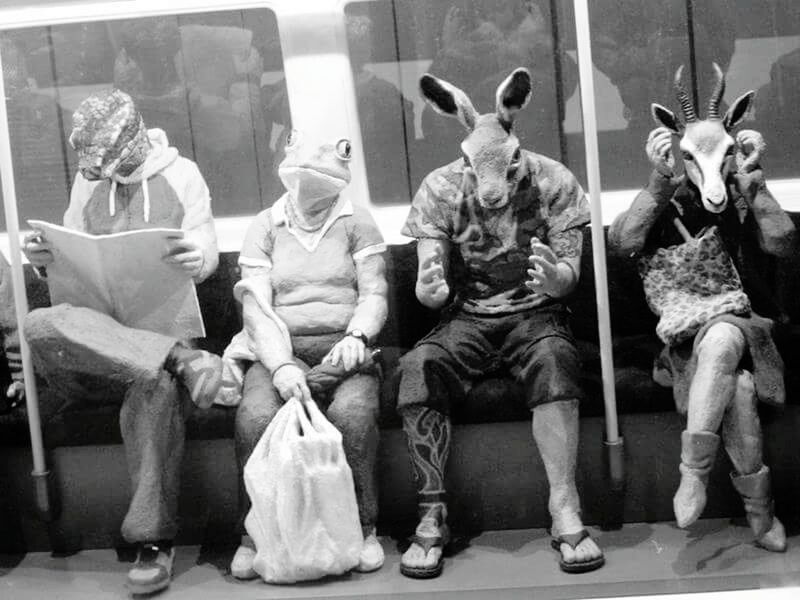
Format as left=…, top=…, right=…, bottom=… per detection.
left=142, top=177, right=150, bottom=223
left=107, top=177, right=151, bottom=222
left=108, top=180, right=117, bottom=217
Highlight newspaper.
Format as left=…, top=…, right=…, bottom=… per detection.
left=29, top=220, right=206, bottom=339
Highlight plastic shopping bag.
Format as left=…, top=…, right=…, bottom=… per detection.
left=243, top=397, right=363, bottom=583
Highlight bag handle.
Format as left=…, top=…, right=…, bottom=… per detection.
left=294, top=397, right=342, bottom=464
left=669, top=199, right=693, bottom=243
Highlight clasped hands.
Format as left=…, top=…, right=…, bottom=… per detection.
left=22, top=233, right=205, bottom=279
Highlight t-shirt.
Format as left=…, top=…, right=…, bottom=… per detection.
left=402, top=150, right=590, bottom=314
left=239, top=194, right=385, bottom=335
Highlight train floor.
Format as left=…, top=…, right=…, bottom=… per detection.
left=2, top=519, right=800, bottom=600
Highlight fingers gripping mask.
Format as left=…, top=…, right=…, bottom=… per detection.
left=69, top=89, right=150, bottom=181
left=278, top=130, right=352, bottom=210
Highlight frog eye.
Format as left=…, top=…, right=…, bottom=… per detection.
left=285, top=129, right=299, bottom=148
left=335, top=139, right=352, bottom=161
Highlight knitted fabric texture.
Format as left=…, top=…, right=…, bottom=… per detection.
left=69, top=89, right=150, bottom=179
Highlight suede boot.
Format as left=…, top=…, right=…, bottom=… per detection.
left=730, top=466, right=787, bottom=552
left=673, top=430, right=720, bottom=528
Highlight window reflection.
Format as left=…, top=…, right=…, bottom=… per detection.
left=345, top=0, right=576, bottom=205
left=1, top=9, right=284, bottom=228
left=1, top=33, right=74, bottom=227
left=418, top=0, right=575, bottom=163
left=707, top=1, right=800, bottom=180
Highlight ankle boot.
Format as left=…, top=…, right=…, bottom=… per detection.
left=673, top=430, right=720, bottom=528
left=730, top=466, right=787, bottom=552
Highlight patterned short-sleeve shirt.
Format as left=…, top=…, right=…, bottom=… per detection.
left=402, top=150, right=590, bottom=314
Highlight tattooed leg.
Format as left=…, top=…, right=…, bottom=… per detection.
left=401, top=405, right=451, bottom=576
left=402, top=405, right=451, bottom=523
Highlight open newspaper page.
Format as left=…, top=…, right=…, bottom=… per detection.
left=29, top=220, right=206, bottom=339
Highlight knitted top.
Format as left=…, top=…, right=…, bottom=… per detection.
left=237, top=195, right=385, bottom=336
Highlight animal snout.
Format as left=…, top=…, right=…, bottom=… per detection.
left=477, top=184, right=507, bottom=208
left=702, top=187, right=728, bottom=213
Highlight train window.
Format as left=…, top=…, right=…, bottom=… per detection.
left=589, top=0, right=800, bottom=192
left=697, top=1, right=800, bottom=181
left=344, top=0, right=582, bottom=204
left=0, top=8, right=285, bottom=229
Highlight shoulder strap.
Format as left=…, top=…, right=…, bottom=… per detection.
left=669, top=198, right=693, bottom=242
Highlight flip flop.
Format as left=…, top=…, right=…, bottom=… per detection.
left=399, top=524, right=450, bottom=579
left=550, top=529, right=605, bottom=574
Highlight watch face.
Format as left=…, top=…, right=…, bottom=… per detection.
left=349, top=330, right=367, bottom=343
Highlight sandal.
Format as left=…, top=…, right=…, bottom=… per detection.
left=550, top=529, right=605, bottom=574
left=399, top=523, right=450, bottom=579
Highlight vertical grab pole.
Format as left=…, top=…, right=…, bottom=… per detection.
left=0, top=49, right=53, bottom=519
left=572, top=0, right=624, bottom=487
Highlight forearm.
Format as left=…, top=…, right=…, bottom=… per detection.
left=242, top=293, right=293, bottom=372
left=348, top=254, right=388, bottom=341
left=748, top=182, right=797, bottom=257
left=608, top=170, right=678, bottom=256
left=553, top=259, right=579, bottom=298
left=416, top=238, right=450, bottom=309
left=547, top=228, right=582, bottom=298
left=348, top=296, right=388, bottom=341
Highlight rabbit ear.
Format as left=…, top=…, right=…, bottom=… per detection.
left=496, top=68, right=532, bottom=126
left=420, top=73, right=477, bottom=131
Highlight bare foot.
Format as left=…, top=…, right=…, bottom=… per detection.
left=400, top=518, right=446, bottom=575
left=559, top=534, right=602, bottom=566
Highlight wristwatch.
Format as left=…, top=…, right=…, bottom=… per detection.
left=347, top=329, right=369, bottom=345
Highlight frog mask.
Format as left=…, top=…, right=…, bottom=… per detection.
left=278, top=130, right=353, bottom=210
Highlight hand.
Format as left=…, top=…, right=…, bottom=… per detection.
left=731, top=166, right=766, bottom=204
left=272, top=363, right=312, bottom=403
left=525, top=238, right=571, bottom=298
left=22, top=231, right=54, bottom=268
left=324, top=335, right=367, bottom=371
left=6, top=381, right=24, bottom=403
left=646, top=127, right=676, bottom=178
left=735, top=129, right=766, bottom=174
left=163, top=238, right=205, bottom=279
left=416, top=247, right=450, bottom=309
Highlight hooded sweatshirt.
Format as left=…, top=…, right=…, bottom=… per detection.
left=63, top=128, right=218, bottom=283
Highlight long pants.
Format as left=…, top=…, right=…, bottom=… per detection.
left=234, top=361, right=380, bottom=535
left=24, top=303, right=184, bottom=543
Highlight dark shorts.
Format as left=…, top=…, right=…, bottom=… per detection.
left=396, top=304, right=583, bottom=414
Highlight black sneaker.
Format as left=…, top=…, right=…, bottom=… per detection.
left=126, top=541, right=175, bottom=595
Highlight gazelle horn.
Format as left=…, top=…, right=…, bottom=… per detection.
left=674, top=65, right=697, bottom=122
left=708, top=62, right=725, bottom=120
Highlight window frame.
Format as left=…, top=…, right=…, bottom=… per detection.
left=2, top=0, right=800, bottom=254
left=0, top=0, right=372, bottom=252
